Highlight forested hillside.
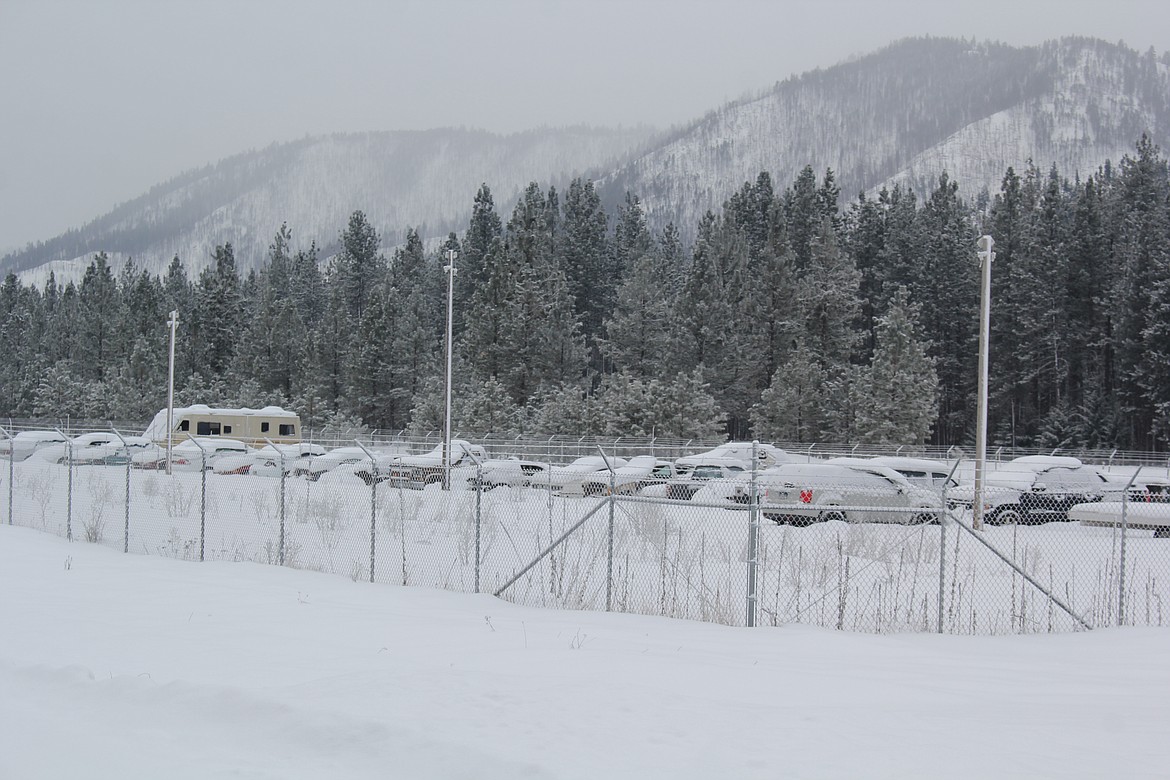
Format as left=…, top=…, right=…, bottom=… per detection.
left=598, top=37, right=1170, bottom=240
left=3, top=136, right=1168, bottom=450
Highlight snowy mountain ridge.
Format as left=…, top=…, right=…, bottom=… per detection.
left=6, top=126, right=656, bottom=285
left=5, top=36, right=1168, bottom=285
left=599, top=37, right=1169, bottom=238
left=880, top=40, right=1170, bottom=199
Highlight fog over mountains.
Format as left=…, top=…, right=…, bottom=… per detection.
left=5, top=35, right=1168, bottom=284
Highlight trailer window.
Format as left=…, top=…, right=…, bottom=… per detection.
left=261, top=422, right=270, bottom=433
left=196, top=421, right=221, bottom=436
left=279, top=424, right=295, bottom=436
left=223, top=425, right=232, bottom=434
left=179, top=420, right=190, bottom=431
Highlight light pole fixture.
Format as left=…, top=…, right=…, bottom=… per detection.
left=974, top=235, right=995, bottom=530
left=442, top=249, right=457, bottom=490
left=166, top=310, right=179, bottom=475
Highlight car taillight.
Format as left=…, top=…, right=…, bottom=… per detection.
left=800, top=489, right=813, bottom=503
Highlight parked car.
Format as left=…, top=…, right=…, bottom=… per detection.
left=32, top=432, right=123, bottom=464
left=0, top=430, right=69, bottom=462
left=67, top=435, right=155, bottom=466
left=947, top=456, right=1111, bottom=524
left=132, top=438, right=250, bottom=471
left=213, top=442, right=328, bottom=476
left=759, top=462, right=943, bottom=525
left=470, top=457, right=549, bottom=489
left=385, top=440, right=488, bottom=488
left=532, top=455, right=628, bottom=493
left=578, top=455, right=660, bottom=495
left=1099, top=470, right=1170, bottom=503
left=298, top=446, right=393, bottom=481
left=638, top=460, right=676, bottom=491
left=865, top=456, right=960, bottom=491
left=646, top=458, right=747, bottom=501
left=673, top=442, right=797, bottom=477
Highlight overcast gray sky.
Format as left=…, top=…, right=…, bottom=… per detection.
left=1, top=0, right=1166, bottom=254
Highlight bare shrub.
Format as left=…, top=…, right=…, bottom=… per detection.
left=82, top=473, right=113, bottom=543
left=307, top=492, right=350, bottom=573
left=21, top=468, right=57, bottom=528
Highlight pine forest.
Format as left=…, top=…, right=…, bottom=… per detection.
left=2, top=135, right=1169, bottom=451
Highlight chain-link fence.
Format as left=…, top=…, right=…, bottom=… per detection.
left=1, top=424, right=1167, bottom=634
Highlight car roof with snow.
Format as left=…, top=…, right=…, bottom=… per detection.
left=868, top=456, right=957, bottom=473
left=12, top=430, right=69, bottom=441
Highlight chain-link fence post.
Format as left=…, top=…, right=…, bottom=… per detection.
left=55, top=428, right=73, bottom=541
left=1, top=425, right=13, bottom=526
left=1118, top=470, right=1138, bottom=626
left=265, top=438, right=287, bottom=566
left=600, top=446, right=616, bottom=612
left=747, top=440, right=760, bottom=627
left=111, top=428, right=131, bottom=553
left=354, top=439, right=378, bottom=583
left=475, top=458, right=483, bottom=593
left=187, top=437, right=208, bottom=562
left=939, top=461, right=961, bottom=634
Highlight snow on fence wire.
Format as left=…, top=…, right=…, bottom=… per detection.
left=10, top=417, right=1170, bottom=470
left=1, top=424, right=1167, bottom=634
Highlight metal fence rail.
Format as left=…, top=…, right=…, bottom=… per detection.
left=1, top=427, right=1167, bottom=635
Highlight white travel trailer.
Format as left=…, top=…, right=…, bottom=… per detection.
left=142, top=405, right=302, bottom=446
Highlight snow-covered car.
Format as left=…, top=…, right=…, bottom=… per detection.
left=531, top=455, right=628, bottom=493
left=251, top=442, right=328, bottom=476
left=866, top=456, right=959, bottom=491
left=1099, top=470, right=1170, bottom=503
left=0, top=430, right=69, bottom=462
left=470, top=457, right=549, bottom=489
left=132, top=438, right=251, bottom=471
left=672, top=442, right=797, bottom=477
left=385, top=440, right=488, bottom=488
left=947, top=456, right=1111, bottom=525
left=1070, top=500, right=1170, bottom=537
left=213, top=442, right=328, bottom=476
left=297, top=446, right=391, bottom=481
left=578, top=455, right=660, bottom=495
left=32, top=432, right=123, bottom=464
left=758, top=462, right=943, bottom=525
left=637, top=460, right=676, bottom=491
left=647, top=458, right=747, bottom=501
left=66, top=435, right=155, bottom=466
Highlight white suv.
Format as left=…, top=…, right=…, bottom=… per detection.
left=757, top=462, right=943, bottom=525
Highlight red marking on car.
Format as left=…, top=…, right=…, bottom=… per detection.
left=800, top=489, right=813, bottom=503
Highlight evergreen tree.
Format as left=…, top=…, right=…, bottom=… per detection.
left=455, top=184, right=503, bottom=334
left=332, top=210, right=386, bottom=323
left=854, top=287, right=939, bottom=444
left=76, top=252, right=123, bottom=382
left=913, top=173, right=977, bottom=445
left=191, top=243, right=243, bottom=377
left=751, top=346, right=828, bottom=443
left=560, top=178, right=610, bottom=340
left=602, top=228, right=677, bottom=379
left=1119, top=137, right=1170, bottom=444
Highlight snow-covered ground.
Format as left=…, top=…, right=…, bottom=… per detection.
left=4, top=459, right=1169, bottom=634
left=1, top=524, right=1167, bottom=779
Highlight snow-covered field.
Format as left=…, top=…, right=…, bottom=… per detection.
left=3, top=459, right=1169, bottom=634
left=1, top=524, right=1168, bottom=779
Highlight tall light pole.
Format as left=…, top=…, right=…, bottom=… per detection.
left=442, top=249, right=457, bottom=490
left=974, top=236, right=995, bottom=530
left=166, top=310, right=179, bottom=476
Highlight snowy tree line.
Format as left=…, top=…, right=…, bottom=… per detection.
left=1, top=136, right=1168, bottom=449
